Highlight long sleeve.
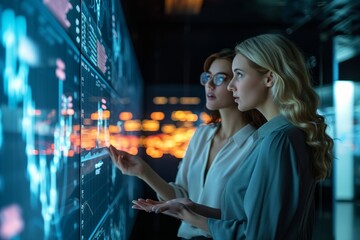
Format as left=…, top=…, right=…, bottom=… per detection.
left=242, top=132, right=300, bottom=239
left=208, top=126, right=315, bottom=239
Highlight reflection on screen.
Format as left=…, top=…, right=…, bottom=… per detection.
left=0, top=0, right=143, bottom=239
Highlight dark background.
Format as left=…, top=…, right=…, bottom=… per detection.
left=121, top=0, right=360, bottom=87
left=119, top=0, right=360, bottom=239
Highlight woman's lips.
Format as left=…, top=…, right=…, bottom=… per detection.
left=206, top=93, right=216, bottom=100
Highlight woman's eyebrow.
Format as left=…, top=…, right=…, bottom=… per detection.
left=209, top=71, right=229, bottom=75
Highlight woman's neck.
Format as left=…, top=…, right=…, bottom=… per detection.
left=257, top=91, right=280, bottom=121
left=257, top=102, right=280, bottom=121
left=218, top=107, right=249, bottom=139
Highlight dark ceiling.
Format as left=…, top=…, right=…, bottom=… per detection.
left=121, top=0, right=360, bottom=87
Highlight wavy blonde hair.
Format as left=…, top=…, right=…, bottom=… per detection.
left=235, top=34, right=333, bottom=180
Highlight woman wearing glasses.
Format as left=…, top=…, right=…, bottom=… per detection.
left=133, top=34, right=334, bottom=239
left=108, top=49, right=266, bottom=239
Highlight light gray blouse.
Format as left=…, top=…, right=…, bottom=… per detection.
left=208, top=115, right=316, bottom=239
left=160, top=123, right=257, bottom=239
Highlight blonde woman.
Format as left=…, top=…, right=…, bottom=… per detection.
left=133, top=34, right=334, bottom=240
left=109, top=49, right=266, bottom=239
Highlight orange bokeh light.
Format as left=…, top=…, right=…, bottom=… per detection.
left=150, top=112, right=165, bottom=121
left=119, top=112, right=133, bottom=120
left=142, top=120, right=160, bottom=131
left=124, top=120, right=141, bottom=131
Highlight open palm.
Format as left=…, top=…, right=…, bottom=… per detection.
left=132, top=198, right=195, bottom=220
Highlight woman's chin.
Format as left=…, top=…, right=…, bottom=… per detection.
left=237, top=104, right=248, bottom=112
left=206, top=104, right=217, bottom=111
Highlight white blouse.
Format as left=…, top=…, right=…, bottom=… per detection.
left=160, top=123, right=256, bottom=239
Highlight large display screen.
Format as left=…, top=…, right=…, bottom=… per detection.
left=0, top=0, right=143, bottom=239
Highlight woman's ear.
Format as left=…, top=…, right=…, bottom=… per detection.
left=264, top=71, right=275, bottom=88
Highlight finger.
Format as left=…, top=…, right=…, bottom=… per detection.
left=108, top=150, right=119, bottom=165
left=133, top=205, right=152, bottom=213
left=133, top=201, right=153, bottom=209
left=108, top=145, right=118, bottom=159
left=135, top=199, right=156, bottom=208
left=110, top=145, right=120, bottom=157
left=134, top=198, right=148, bottom=204
left=132, top=204, right=147, bottom=211
left=109, top=144, right=115, bottom=153
left=137, top=198, right=150, bottom=203
left=109, top=152, right=121, bottom=167
left=132, top=200, right=153, bottom=211
left=132, top=205, right=141, bottom=210
left=105, top=147, right=111, bottom=154
left=154, top=204, right=172, bottom=214
left=117, top=149, right=132, bottom=157
left=132, top=201, right=145, bottom=209
left=136, top=204, right=153, bottom=213
left=145, top=199, right=161, bottom=204
left=116, top=155, right=129, bottom=172
left=108, top=146, right=114, bottom=156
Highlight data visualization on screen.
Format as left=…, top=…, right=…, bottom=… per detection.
left=0, top=0, right=80, bottom=239
left=81, top=0, right=112, bottom=83
left=0, top=0, right=143, bottom=239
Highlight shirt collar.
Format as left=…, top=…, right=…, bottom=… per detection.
left=257, top=114, right=290, bottom=138
left=205, top=124, right=219, bottom=142
left=232, top=124, right=256, bottom=147
left=205, top=123, right=256, bottom=147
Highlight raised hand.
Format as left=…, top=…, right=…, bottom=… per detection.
left=107, top=145, right=149, bottom=178
left=108, top=145, right=176, bottom=200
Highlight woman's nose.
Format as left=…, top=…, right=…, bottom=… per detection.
left=206, top=80, right=215, bottom=89
left=227, top=79, right=234, bottom=92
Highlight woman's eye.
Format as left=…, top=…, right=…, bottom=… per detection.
left=236, top=72, right=243, bottom=78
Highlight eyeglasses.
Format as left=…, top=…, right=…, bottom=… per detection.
left=200, top=72, right=229, bottom=86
